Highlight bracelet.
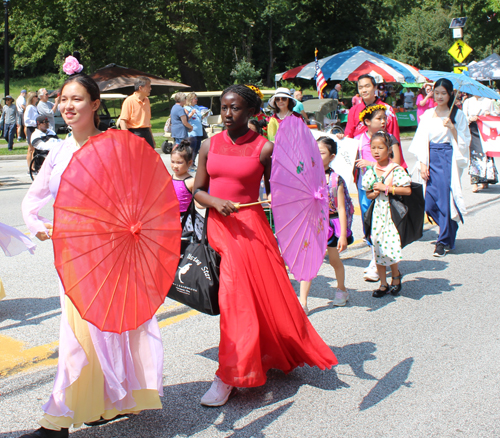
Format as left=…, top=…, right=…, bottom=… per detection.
left=193, top=188, right=205, bottom=198
left=385, top=186, right=390, bottom=196
left=392, top=186, right=396, bottom=196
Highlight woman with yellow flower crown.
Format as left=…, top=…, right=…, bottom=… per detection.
left=245, top=84, right=269, bottom=138
left=354, top=103, right=403, bottom=281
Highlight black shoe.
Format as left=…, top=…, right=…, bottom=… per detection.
left=433, top=242, right=446, bottom=257
left=18, top=427, right=69, bottom=438
left=389, top=272, right=403, bottom=295
left=84, top=413, right=131, bottom=427
left=372, top=284, right=390, bottom=298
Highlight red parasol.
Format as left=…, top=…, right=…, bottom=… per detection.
left=52, top=130, right=181, bottom=333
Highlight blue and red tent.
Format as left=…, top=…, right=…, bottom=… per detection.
left=276, top=46, right=426, bottom=84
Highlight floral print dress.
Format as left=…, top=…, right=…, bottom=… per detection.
left=362, top=167, right=411, bottom=266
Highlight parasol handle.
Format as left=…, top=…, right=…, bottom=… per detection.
left=234, top=200, right=268, bottom=209
left=447, top=84, right=462, bottom=119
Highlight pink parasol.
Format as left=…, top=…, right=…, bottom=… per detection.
left=270, top=116, right=329, bottom=281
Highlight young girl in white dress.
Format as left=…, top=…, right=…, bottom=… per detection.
left=362, top=132, right=412, bottom=298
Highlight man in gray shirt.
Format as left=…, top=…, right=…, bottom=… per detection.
left=0, top=96, right=18, bottom=150
left=37, top=88, right=60, bottom=132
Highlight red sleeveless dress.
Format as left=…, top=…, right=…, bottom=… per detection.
left=207, top=129, right=338, bottom=388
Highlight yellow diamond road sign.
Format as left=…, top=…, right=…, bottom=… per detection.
left=448, top=40, right=473, bottom=63
left=454, top=66, right=468, bottom=74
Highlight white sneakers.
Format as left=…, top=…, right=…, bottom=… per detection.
left=301, top=304, right=310, bottom=316
left=331, top=289, right=349, bottom=307
left=200, top=375, right=236, bottom=407
left=363, top=255, right=379, bottom=282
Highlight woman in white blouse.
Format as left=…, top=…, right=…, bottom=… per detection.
left=23, top=91, right=39, bottom=170
left=462, top=95, right=498, bottom=192
left=409, top=78, right=471, bottom=257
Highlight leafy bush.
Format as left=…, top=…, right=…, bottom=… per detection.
left=231, top=60, right=263, bottom=86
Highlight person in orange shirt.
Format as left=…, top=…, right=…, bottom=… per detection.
left=119, top=77, right=155, bottom=148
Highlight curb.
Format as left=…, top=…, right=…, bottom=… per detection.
left=0, top=154, right=25, bottom=161
left=0, top=147, right=165, bottom=161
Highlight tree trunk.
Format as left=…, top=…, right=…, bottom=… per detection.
left=174, top=39, right=206, bottom=91
left=265, top=18, right=273, bottom=87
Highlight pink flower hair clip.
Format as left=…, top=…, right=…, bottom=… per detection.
left=63, top=55, right=84, bottom=75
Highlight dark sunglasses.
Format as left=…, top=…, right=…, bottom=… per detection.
left=275, top=97, right=289, bottom=102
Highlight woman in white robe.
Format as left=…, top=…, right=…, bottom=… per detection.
left=409, top=78, right=471, bottom=257
left=20, top=73, right=163, bottom=438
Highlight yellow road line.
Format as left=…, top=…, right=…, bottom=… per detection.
left=158, top=309, right=199, bottom=328
left=0, top=305, right=199, bottom=377
left=0, top=335, right=58, bottom=377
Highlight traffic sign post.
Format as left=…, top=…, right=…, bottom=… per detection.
left=454, top=66, right=468, bottom=74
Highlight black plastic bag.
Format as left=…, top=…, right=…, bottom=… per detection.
left=168, top=207, right=220, bottom=315
left=364, top=182, right=424, bottom=249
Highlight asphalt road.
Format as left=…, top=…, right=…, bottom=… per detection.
left=1, top=140, right=500, bottom=437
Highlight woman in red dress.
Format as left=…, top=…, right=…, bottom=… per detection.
left=193, top=85, right=338, bottom=407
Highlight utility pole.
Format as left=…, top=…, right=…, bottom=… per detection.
left=3, top=0, right=10, bottom=97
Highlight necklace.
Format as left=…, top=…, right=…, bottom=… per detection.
left=277, top=110, right=290, bottom=120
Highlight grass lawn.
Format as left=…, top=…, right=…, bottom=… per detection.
left=399, top=127, right=417, bottom=138
left=2, top=76, right=416, bottom=138
left=2, top=74, right=62, bottom=100
left=0, top=145, right=28, bottom=155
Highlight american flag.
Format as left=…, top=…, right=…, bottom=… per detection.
left=314, top=48, right=327, bottom=99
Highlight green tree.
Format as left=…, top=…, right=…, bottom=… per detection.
left=391, top=2, right=453, bottom=71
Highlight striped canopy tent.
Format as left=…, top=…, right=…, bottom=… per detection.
left=275, top=46, right=426, bottom=84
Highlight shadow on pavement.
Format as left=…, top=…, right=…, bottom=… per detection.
left=0, top=432, right=31, bottom=438
left=0, top=297, right=61, bottom=330
left=332, top=342, right=378, bottom=381
left=297, top=265, right=456, bottom=314
left=359, top=357, right=413, bottom=411
left=3, top=344, right=405, bottom=437
left=398, top=258, right=448, bottom=275
left=59, top=389, right=294, bottom=438
left=450, top=236, right=500, bottom=255
left=353, top=275, right=460, bottom=312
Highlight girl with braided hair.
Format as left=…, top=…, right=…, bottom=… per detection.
left=193, top=84, right=337, bottom=407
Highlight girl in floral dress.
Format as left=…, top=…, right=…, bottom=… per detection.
left=362, top=132, right=412, bottom=298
